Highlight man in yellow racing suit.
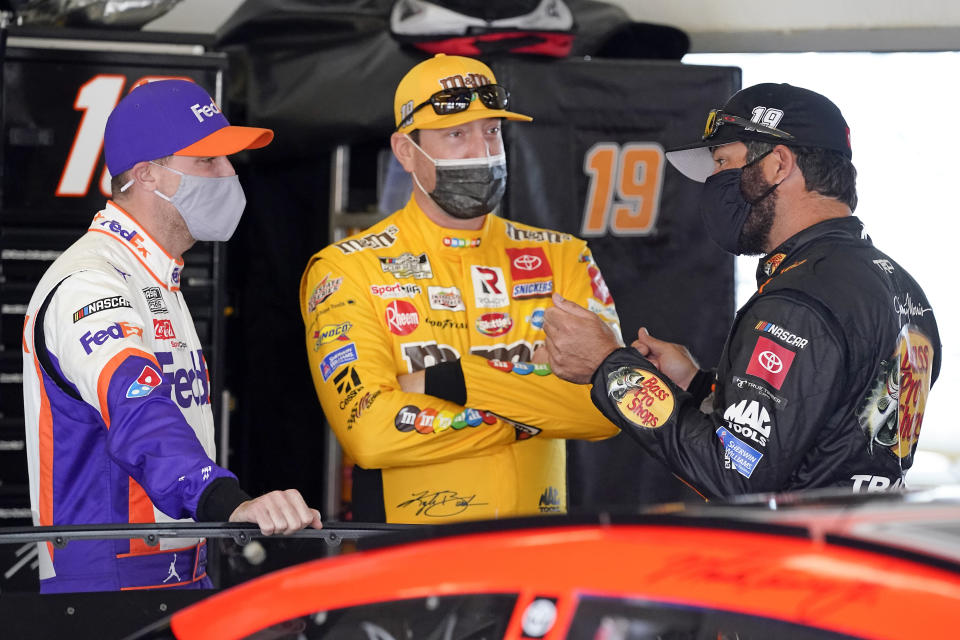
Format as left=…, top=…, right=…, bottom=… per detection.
left=300, top=54, right=620, bottom=523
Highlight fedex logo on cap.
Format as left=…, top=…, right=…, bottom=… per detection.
left=191, top=100, right=222, bottom=123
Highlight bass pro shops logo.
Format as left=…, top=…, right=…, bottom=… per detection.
left=607, top=366, right=674, bottom=429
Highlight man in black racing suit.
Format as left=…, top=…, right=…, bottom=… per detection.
left=539, top=83, right=941, bottom=499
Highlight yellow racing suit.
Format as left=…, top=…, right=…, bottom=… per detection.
left=300, top=197, right=620, bottom=523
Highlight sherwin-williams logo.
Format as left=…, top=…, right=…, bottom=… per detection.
left=72, top=296, right=131, bottom=322
left=320, top=343, right=359, bottom=382
left=79, top=322, right=143, bottom=354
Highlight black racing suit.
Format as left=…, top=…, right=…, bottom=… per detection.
left=592, top=216, right=941, bottom=498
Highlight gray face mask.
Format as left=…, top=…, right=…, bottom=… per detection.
left=407, top=135, right=507, bottom=219
left=149, top=162, right=247, bottom=241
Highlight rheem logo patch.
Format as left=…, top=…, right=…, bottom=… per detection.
left=385, top=300, right=419, bottom=336
left=126, top=365, right=162, bottom=398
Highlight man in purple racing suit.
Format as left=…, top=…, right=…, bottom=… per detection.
left=22, top=80, right=321, bottom=593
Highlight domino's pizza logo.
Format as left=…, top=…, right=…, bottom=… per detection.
left=126, top=365, right=163, bottom=399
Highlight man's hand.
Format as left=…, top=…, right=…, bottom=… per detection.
left=397, top=369, right=425, bottom=394
left=543, top=293, right=620, bottom=384
left=631, top=327, right=699, bottom=390
left=229, top=489, right=323, bottom=535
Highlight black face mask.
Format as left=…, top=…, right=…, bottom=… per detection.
left=408, top=136, right=508, bottom=219
left=698, top=152, right=780, bottom=255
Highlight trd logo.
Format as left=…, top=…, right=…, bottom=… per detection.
left=80, top=322, right=143, bottom=354
left=155, top=349, right=209, bottom=408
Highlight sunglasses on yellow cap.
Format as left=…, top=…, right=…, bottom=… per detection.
left=398, top=84, right=510, bottom=130
left=703, top=109, right=795, bottom=142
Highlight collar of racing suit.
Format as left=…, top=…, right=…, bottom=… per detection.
left=756, top=215, right=866, bottom=285
left=399, top=196, right=494, bottom=256
left=91, top=201, right=186, bottom=291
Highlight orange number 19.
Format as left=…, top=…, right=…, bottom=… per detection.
left=581, top=142, right=665, bottom=237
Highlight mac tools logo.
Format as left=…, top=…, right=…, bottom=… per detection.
left=722, top=399, right=772, bottom=447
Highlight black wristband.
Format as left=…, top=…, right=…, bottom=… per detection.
left=423, top=359, right=467, bottom=405
left=195, top=477, right=252, bottom=522
left=686, top=369, right=715, bottom=406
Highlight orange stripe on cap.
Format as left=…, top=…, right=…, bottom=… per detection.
left=127, top=477, right=157, bottom=555
left=174, top=125, right=273, bottom=156
left=96, top=347, right=161, bottom=429
left=31, top=349, right=55, bottom=560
